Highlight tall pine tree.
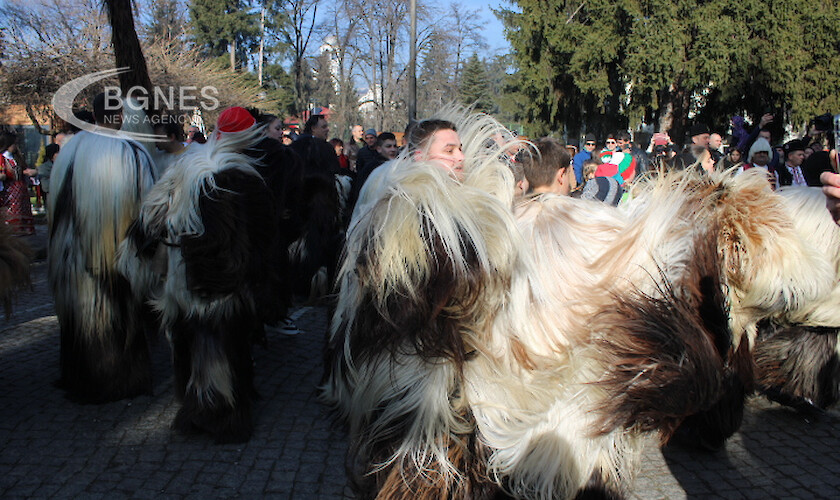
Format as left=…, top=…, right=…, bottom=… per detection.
left=189, top=0, right=257, bottom=71
left=458, top=54, right=493, bottom=113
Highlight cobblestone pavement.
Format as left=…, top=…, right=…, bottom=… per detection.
left=2, top=258, right=840, bottom=499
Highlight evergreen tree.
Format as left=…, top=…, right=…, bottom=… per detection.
left=142, top=0, right=186, bottom=44
left=499, top=0, right=840, bottom=139
left=189, top=0, right=258, bottom=70
left=418, top=29, right=455, bottom=116
left=458, top=54, right=493, bottom=112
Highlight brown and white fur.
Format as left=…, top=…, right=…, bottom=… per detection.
left=321, top=110, right=757, bottom=499
left=118, top=126, right=278, bottom=442
left=753, top=187, right=840, bottom=411
left=48, top=129, right=157, bottom=403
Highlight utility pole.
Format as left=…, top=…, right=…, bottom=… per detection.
left=259, top=6, right=266, bottom=86
left=408, top=0, right=417, bottom=123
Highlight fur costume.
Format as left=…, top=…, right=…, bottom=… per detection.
left=322, top=110, right=743, bottom=499
left=48, top=130, right=157, bottom=403
left=753, top=187, right=840, bottom=412
left=117, top=123, right=278, bottom=443
left=289, top=136, right=343, bottom=299
left=621, top=171, right=836, bottom=449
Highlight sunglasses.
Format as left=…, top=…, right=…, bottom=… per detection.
left=606, top=140, right=616, bottom=144
left=585, top=142, right=596, bottom=146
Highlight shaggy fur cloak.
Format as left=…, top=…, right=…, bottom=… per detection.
left=48, top=130, right=157, bottom=403
left=117, top=126, right=278, bottom=443
left=322, top=110, right=752, bottom=499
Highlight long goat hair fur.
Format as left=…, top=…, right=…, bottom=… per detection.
left=322, top=109, right=528, bottom=498
left=117, top=126, right=277, bottom=442
left=752, top=187, right=840, bottom=412
left=620, top=171, right=835, bottom=449
left=48, top=130, right=157, bottom=403
left=321, top=109, right=838, bottom=498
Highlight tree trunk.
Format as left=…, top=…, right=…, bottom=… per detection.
left=230, top=38, right=237, bottom=72
left=102, top=0, right=155, bottom=114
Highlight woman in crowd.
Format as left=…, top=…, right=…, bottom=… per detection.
left=0, top=132, right=36, bottom=236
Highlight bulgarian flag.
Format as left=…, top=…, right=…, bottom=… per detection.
left=595, top=151, right=636, bottom=186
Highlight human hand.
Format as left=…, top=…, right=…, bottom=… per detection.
left=759, top=113, right=774, bottom=128
left=820, top=171, right=840, bottom=224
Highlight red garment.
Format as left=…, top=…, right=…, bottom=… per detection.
left=1, top=155, right=35, bottom=236
left=338, top=154, right=350, bottom=170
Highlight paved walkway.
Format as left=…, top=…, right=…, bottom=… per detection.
left=2, top=258, right=839, bottom=498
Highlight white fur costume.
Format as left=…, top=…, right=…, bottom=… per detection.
left=48, top=129, right=157, bottom=403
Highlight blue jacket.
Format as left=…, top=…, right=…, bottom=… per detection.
left=572, top=150, right=592, bottom=185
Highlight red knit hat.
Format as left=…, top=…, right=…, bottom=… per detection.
left=216, top=107, right=256, bottom=134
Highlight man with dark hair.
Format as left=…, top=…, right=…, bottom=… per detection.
left=349, top=132, right=399, bottom=212
left=518, top=137, right=575, bottom=196
left=778, top=139, right=807, bottom=187
left=617, top=131, right=650, bottom=176
left=677, top=123, right=711, bottom=169
left=303, top=114, right=330, bottom=140
left=153, top=120, right=187, bottom=176
left=92, top=92, right=123, bottom=130
left=573, top=133, right=596, bottom=185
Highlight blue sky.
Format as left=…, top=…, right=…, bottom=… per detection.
left=433, top=0, right=511, bottom=54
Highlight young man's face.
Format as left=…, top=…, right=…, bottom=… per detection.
left=787, top=150, right=805, bottom=168
left=584, top=139, right=596, bottom=152
left=312, top=118, right=330, bottom=140
left=364, top=133, right=377, bottom=147
left=376, top=139, right=399, bottom=160
left=558, top=166, right=576, bottom=196
left=422, top=129, right=465, bottom=180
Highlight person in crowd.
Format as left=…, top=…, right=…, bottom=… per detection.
left=118, top=107, right=281, bottom=442
left=573, top=133, right=597, bottom=185
left=740, top=137, right=776, bottom=188
left=677, top=123, right=711, bottom=169
left=617, top=131, right=650, bottom=176
left=716, top=144, right=744, bottom=171
left=689, top=145, right=716, bottom=175
left=0, top=132, right=36, bottom=236
left=348, top=132, right=399, bottom=211
left=518, top=137, right=575, bottom=196
left=778, top=139, right=808, bottom=187
left=603, top=134, right=618, bottom=152
left=709, top=132, right=724, bottom=162
left=289, top=114, right=343, bottom=306
left=186, top=125, right=201, bottom=144
left=346, top=124, right=364, bottom=170
left=152, top=121, right=187, bottom=176
left=354, top=128, right=378, bottom=173
left=262, top=114, right=284, bottom=142
left=330, top=138, right=350, bottom=170
left=37, top=143, right=59, bottom=212
left=48, top=92, right=158, bottom=403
